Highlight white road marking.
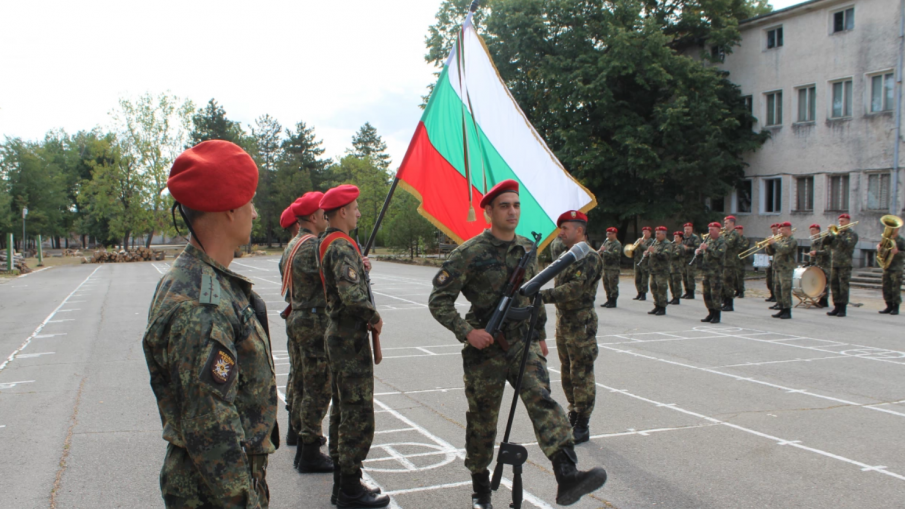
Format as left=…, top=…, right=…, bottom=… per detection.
left=17, top=267, right=51, bottom=278
left=0, top=266, right=101, bottom=373
left=15, top=352, right=54, bottom=359
left=231, top=261, right=276, bottom=272
left=47, top=319, right=75, bottom=323
left=0, top=380, right=35, bottom=389
left=34, top=334, right=66, bottom=339
left=56, top=309, right=81, bottom=312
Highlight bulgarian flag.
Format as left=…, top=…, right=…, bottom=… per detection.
left=396, top=8, right=596, bottom=248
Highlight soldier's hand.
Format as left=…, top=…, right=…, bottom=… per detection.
left=809, top=251, right=816, bottom=257
left=466, top=329, right=494, bottom=350
left=362, top=256, right=372, bottom=272
left=700, top=243, right=708, bottom=251
left=767, top=238, right=776, bottom=245
left=372, top=317, right=383, bottom=335
left=539, top=340, right=549, bottom=357
left=892, top=245, right=900, bottom=255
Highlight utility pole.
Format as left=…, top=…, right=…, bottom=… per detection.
left=22, top=207, right=27, bottom=254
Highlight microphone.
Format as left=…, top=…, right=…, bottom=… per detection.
left=519, top=241, right=592, bottom=296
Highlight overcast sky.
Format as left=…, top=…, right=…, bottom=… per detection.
left=1, top=0, right=800, bottom=169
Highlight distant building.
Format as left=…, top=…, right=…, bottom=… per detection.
left=711, top=0, right=903, bottom=267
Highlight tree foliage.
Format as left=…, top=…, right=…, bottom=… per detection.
left=350, top=122, right=392, bottom=171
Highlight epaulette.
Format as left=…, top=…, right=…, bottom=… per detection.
left=199, top=268, right=222, bottom=306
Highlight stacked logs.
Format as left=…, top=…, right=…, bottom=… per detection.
left=0, top=252, right=32, bottom=274
left=90, top=247, right=166, bottom=264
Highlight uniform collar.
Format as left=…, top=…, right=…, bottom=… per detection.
left=299, top=227, right=316, bottom=236
left=481, top=229, right=519, bottom=248
left=183, top=243, right=254, bottom=287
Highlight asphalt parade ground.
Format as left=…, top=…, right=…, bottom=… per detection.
left=1, top=256, right=904, bottom=509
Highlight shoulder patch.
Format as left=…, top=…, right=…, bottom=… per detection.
left=211, top=349, right=235, bottom=383
left=200, top=274, right=221, bottom=305
left=433, top=269, right=452, bottom=287
left=201, top=341, right=237, bottom=398
left=341, top=264, right=360, bottom=283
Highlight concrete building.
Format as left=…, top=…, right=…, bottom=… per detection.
left=713, top=0, right=904, bottom=267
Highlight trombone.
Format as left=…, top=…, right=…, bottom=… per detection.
left=808, top=221, right=859, bottom=241
left=738, top=228, right=796, bottom=259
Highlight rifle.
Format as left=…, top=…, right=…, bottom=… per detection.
left=484, top=232, right=543, bottom=352
left=357, top=234, right=382, bottom=365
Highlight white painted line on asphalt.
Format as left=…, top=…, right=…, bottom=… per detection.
left=382, top=352, right=461, bottom=360
left=383, top=481, right=471, bottom=496
left=47, top=319, right=75, bottom=323
left=15, top=352, right=54, bottom=359
left=56, top=309, right=81, bottom=312
left=375, top=428, right=416, bottom=434
left=35, top=334, right=66, bottom=338
left=65, top=301, right=85, bottom=304
left=415, top=347, right=437, bottom=355
left=375, top=387, right=464, bottom=397
left=549, top=367, right=905, bottom=483
left=714, top=355, right=850, bottom=368
left=17, top=267, right=51, bottom=278
left=383, top=344, right=460, bottom=351
left=232, top=261, right=276, bottom=272
left=0, top=380, right=35, bottom=389
left=0, top=266, right=101, bottom=373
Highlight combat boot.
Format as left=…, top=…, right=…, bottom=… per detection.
left=819, top=295, right=829, bottom=308
left=681, top=292, right=692, bottom=299
left=297, top=442, right=334, bottom=473
left=639, top=293, right=647, bottom=301
left=700, top=311, right=713, bottom=322
left=337, top=469, right=389, bottom=508
left=737, top=291, right=745, bottom=299
left=573, top=417, right=590, bottom=444
left=600, top=300, right=611, bottom=308
left=331, top=466, right=381, bottom=505
left=879, top=302, right=893, bottom=314
left=685, top=292, right=695, bottom=299
left=668, top=297, right=680, bottom=305
left=609, top=299, right=617, bottom=308
left=780, top=308, right=792, bottom=319
left=891, top=304, right=900, bottom=315
left=632, top=293, right=642, bottom=300
left=654, top=306, right=666, bottom=316
left=765, top=295, right=776, bottom=302
left=552, top=447, right=607, bottom=506
left=827, top=305, right=840, bottom=316
left=568, top=411, right=578, bottom=428
left=286, top=424, right=298, bottom=446
left=772, top=308, right=784, bottom=318
left=721, top=299, right=734, bottom=312
left=710, top=310, right=721, bottom=324
left=471, top=470, right=492, bottom=509
left=648, top=306, right=659, bottom=315
left=835, top=305, right=846, bottom=317
left=769, top=303, right=781, bottom=310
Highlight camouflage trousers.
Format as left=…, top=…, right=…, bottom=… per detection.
left=776, top=269, right=793, bottom=309
left=602, top=269, right=620, bottom=300
left=634, top=267, right=650, bottom=294
left=285, top=324, right=304, bottom=433
left=683, top=263, right=697, bottom=294
left=736, top=269, right=746, bottom=294
left=702, top=271, right=723, bottom=311
left=462, top=335, right=573, bottom=474
left=325, top=320, right=375, bottom=476
left=882, top=270, right=903, bottom=305
left=669, top=271, right=683, bottom=299
left=766, top=265, right=774, bottom=296
left=650, top=272, right=670, bottom=307
left=160, top=443, right=269, bottom=509
left=288, top=310, right=331, bottom=445
left=829, top=267, right=852, bottom=306
left=722, top=265, right=738, bottom=300
left=555, top=308, right=599, bottom=420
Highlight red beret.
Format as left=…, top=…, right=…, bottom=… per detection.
left=781, top=221, right=792, bottom=227
left=556, top=210, right=588, bottom=227
left=320, top=185, right=360, bottom=211
left=724, top=215, right=737, bottom=221
left=809, top=224, right=821, bottom=230
left=606, top=227, right=618, bottom=233
left=167, top=140, right=258, bottom=212
left=735, top=225, right=743, bottom=230
left=683, top=223, right=693, bottom=228
left=641, top=226, right=652, bottom=232
left=480, top=179, right=519, bottom=208
left=838, top=213, right=851, bottom=220
left=292, top=191, right=325, bottom=217
left=708, top=222, right=721, bottom=228
left=280, top=206, right=297, bottom=229
left=655, top=226, right=667, bottom=232
left=673, top=231, right=684, bottom=237
left=771, top=223, right=780, bottom=228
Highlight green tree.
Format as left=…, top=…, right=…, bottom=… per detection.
left=385, top=192, right=438, bottom=258
left=250, top=115, right=285, bottom=246
left=326, top=155, right=391, bottom=246
left=188, top=99, right=247, bottom=147
left=350, top=122, right=392, bottom=171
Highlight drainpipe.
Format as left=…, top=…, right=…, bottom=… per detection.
left=892, top=0, right=905, bottom=214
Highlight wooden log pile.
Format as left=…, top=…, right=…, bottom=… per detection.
left=90, top=247, right=166, bottom=264
left=0, top=251, right=32, bottom=274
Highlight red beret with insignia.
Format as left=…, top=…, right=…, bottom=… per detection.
left=683, top=222, right=693, bottom=228
left=655, top=226, right=667, bottom=232
left=735, top=225, right=743, bottom=230
left=641, top=226, right=652, bottom=232
left=673, top=231, right=684, bottom=237
left=556, top=210, right=588, bottom=227
left=280, top=206, right=297, bottom=229
left=480, top=179, right=519, bottom=208
left=809, top=223, right=821, bottom=230
left=320, top=185, right=360, bottom=211
left=838, top=213, right=851, bottom=220
left=167, top=140, right=259, bottom=212
left=708, top=222, right=721, bottom=228
left=292, top=191, right=324, bottom=217
left=770, top=223, right=780, bottom=228
left=606, top=227, right=618, bottom=233
left=725, top=215, right=737, bottom=221
left=781, top=221, right=792, bottom=227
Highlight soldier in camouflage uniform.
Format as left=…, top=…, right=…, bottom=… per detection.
left=277, top=202, right=303, bottom=447
left=877, top=227, right=904, bottom=315
left=668, top=232, right=685, bottom=305
left=825, top=213, right=859, bottom=317
left=765, top=223, right=780, bottom=303
left=720, top=216, right=744, bottom=312
left=632, top=227, right=654, bottom=300
left=807, top=223, right=832, bottom=308
left=734, top=225, right=749, bottom=298
left=143, top=141, right=278, bottom=509
left=645, top=226, right=672, bottom=315
left=765, top=221, right=797, bottom=319
left=317, top=185, right=389, bottom=508
left=681, top=223, right=702, bottom=299
left=279, top=192, right=336, bottom=474
left=597, top=227, right=622, bottom=308
left=429, top=180, right=607, bottom=509
left=698, top=222, right=726, bottom=324
left=540, top=210, right=602, bottom=444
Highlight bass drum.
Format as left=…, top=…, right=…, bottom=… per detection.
left=792, top=266, right=827, bottom=299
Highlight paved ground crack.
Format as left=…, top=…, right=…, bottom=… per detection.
left=49, top=375, right=87, bottom=509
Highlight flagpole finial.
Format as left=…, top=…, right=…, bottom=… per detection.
left=469, top=0, right=480, bottom=13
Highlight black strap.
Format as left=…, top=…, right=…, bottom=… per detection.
left=171, top=201, right=204, bottom=251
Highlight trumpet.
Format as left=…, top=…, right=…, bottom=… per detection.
left=738, top=228, right=796, bottom=259
left=877, top=215, right=903, bottom=269
left=700, top=227, right=727, bottom=241
left=809, top=221, right=859, bottom=240
left=623, top=237, right=643, bottom=258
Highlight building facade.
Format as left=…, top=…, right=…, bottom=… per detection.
left=713, top=0, right=904, bottom=267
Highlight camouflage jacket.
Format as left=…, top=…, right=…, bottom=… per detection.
left=319, top=227, right=380, bottom=330
left=701, top=235, right=726, bottom=274
left=810, top=236, right=831, bottom=270
left=633, top=237, right=655, bottom=268
left=429, top=230, right=547, bottom=343
left=722, top=230, right=747, bottom=267
left=647, top=239, right=672, bottom=274
left=668, top=241, right=685, bottom=273
left=682, top=233, right=703, bottom=261
left=540, top=246, right=603, bottom=311
left=279, top=228, right=326, bottom=312
left=825, top=229, right=859, bottom=268
left=598, top=238, right=622, bottom=270
left=549, top=237, right=566, bottom=259
left=765, top=236, right=798, bottom=271
left=143, top=244, right=277, bottom=505
left=882, top=235, right=905, bottom=273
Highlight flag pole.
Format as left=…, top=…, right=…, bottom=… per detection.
left=362, top=0, right=482, bottom=256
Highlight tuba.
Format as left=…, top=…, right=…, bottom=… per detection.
left=877, top=215, right=903, bottom=269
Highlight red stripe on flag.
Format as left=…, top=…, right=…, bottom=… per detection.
left=397, top=122, right=489, bottom=244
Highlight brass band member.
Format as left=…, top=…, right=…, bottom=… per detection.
left=698, top=222, right=726, bottom=324
left=598, top=227, right=622, bottom=308
left=646, top=226, right=671, bottom=316
left=878, top=224, right=904, bottom=316
left=825, top=213, right=858, bottom=317
left=633, top=227, right=654, bottom=300
left=765, top=223, right=780, bottom=303
left=734, top=225, right=749, bottom=298
left=765, top=221, right=797, bottom=319
left=669, top=231, right=685, bottom=305
left=807, top=223, right=831, bottom=308
left=681, top=223, right=702, bottom=299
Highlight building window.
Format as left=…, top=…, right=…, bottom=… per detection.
left=828, top=175, right=850, bottom=211
left=797, top=86, right=816, bottom=122
left=737, top=179, right=753, bottom=213
left=764, top=178, right=782, bottom=213
left=795, top=177, right=814, bottom=211
left=767, top=27, right=784, bottom=48
left=833, top=7, right=855, bottom=33
left=831, top=80, right=853, bottom=118
left=710, top=45, right=725, bottom=62
left=867, top=173, right=891, bottom=210
left=871, top=73, right=894, bottom=113
left=766, top=91, right=783, bottom=126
